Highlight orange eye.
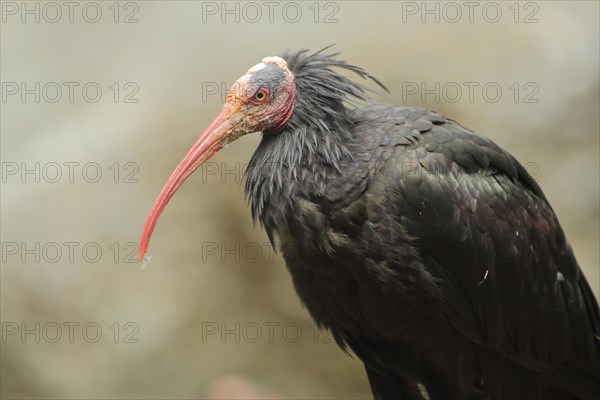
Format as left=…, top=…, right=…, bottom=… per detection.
left=254, top=88, right=270, bottom=102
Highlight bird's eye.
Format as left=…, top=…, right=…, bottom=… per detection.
left=254, top=88, right=270, bottom=102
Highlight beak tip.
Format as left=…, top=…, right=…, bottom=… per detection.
left=138, top=233, right=150, bottom=262
left=138, top=230, right=150, bottom=262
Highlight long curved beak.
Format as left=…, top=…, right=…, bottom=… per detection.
left=138, top=103, right=240, bottom=260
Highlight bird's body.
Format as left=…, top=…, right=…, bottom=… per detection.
left=140, top=49, right=600, bottom=399
left=248, top=102, right=600, bottom=399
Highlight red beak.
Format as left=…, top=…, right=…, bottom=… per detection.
left=138, top=103, right=240, bottom=260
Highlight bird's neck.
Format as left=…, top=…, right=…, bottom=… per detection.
left=244, top=109, right=355, bottom=240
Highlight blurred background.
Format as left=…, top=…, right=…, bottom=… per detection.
left=1, top=1, right=598, bottom=398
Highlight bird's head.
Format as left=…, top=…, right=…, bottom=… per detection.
left=138, top=56, right=296, bottom=260
left=215, top=56, right=297, bottom=139
left=139, top=48, right=387, bottom=261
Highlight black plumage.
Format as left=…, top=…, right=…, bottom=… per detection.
left=245, top=49, right=600, bottom=399
left=140, top=48, right=600, bottom=400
